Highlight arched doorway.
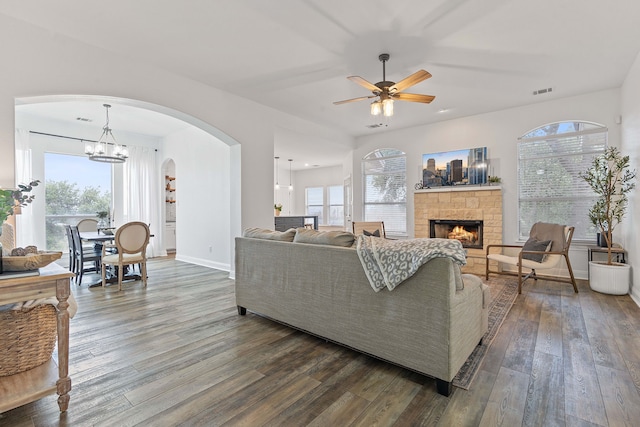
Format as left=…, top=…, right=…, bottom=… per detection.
left=15, top=95, right=240, bottom=272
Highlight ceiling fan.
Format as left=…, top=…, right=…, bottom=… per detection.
left=334, top=53, right=435, bottom=117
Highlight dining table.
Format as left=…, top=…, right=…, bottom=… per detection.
left=79, top=230, right=142, bottom=288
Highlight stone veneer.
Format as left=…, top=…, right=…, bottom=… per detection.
left=414, top=187, right=502, bottom=275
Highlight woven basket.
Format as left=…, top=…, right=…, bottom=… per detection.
left=0, top=304, right=57, bottom=376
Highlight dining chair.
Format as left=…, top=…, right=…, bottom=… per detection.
left=70, top=225, right=102, bottom=285
left=101, top=221, right=150, bottom=291
left=76, top=218, right=98, bottom=232
left=64, top=225, right=76, bottom=273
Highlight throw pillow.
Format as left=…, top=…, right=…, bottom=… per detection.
left=363, top=229, right=381, bottom=237
left=521, top=238, right=552, bottom=263
left=293, top=228, right=355, bottom=247
left=242, top=227, right=296, bottom=242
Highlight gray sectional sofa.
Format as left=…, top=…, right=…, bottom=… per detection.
left=234, top=228, right=489, bottom=396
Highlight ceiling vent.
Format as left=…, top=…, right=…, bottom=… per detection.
left=533, top=87, right=553, bottom=96
left=76, top=117, right=92, bottom=122
left=366, top=123, right=388, bottom=129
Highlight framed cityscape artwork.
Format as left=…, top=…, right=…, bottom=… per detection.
left=422, top=147, right=488, bottom=187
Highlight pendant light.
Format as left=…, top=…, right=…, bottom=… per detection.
left=288, top=159, right=293, bottom=191
left=274, top=156, right=280, bottom=190
left=84, top=104, right=129, bottom=163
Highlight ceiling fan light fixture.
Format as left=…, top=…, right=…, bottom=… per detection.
left=382, top=98, right=394, bottom=117
left=370, top=100, right=382, bottom=116
left=335, top=53, right=434, bottom=117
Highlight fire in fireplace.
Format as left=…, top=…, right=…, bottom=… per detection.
left=429, top=220, right=483, bottom=249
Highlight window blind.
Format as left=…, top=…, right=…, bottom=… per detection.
left=362, top=149, right=406, bottom=235
left=305, top=187, right=324, bottom=224
left=518, top=122, right=607, bottom=241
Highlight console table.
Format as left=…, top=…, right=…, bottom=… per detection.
left=588, top=245, right=626, bottom=263
left=0, top=263, right=73, bottom=413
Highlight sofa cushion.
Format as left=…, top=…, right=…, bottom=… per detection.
left=242, top=227, right=296, bottom=242
left=293, top=228, right=355, bottom=247
left=521, top=237, right=552, bottom=262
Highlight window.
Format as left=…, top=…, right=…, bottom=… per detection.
left=305, top=187, right=324, bottom=224
left=45, top=153, right=111, bottom=251
left=362, top=148, right=406, bottom=235
left=328, top=185, right=344, bottom=226
left=518, top=121, right=606, bottom=241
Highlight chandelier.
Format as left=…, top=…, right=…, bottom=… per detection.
left=84, top=104, right=129, bottom=163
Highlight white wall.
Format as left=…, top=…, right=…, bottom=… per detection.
left=621, top=50, right=640, bottom=304
left=0, top=14, right=351, bottom=275
left=163, top=128, right=231, bottom=271
left=353, top=89, right=623, bottom=279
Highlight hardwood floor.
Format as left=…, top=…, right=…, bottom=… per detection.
left=1, top=257, right=640, bottom=426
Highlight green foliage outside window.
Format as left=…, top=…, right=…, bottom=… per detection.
left=46, top=180, right=111, bottom=250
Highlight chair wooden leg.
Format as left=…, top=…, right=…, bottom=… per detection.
left=101, top=262, right=106, bottom=287
left=564, top=254, right=579, bottom=293
left=77, top=261, right=84, bottom=285
left=142, top=261, right=147, bottom=288
left=118, top=264, right=123, bottom=291
left=518, top=263, right=523, bottom=294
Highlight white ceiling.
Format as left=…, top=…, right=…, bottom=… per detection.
left=6, top=0, right=640, bottom=168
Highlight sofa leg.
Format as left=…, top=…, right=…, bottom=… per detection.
left=436, top=379, right=452, bottom=396
left=237, top=306, right=246, bottom=315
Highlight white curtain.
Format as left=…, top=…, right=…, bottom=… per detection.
left=14, top=128, right=36, bottom=247
left=122, top=146, right=161, bottom=257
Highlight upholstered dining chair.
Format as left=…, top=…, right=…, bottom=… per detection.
left=486, top=222, right=578, bottom=294
left=352, top=221, right=386, bottom=238
left=101, top=221, right=150, bottom=291
left=76, top=218, right=98, bottom=232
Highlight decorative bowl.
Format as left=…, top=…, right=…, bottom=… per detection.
left=2, top=251, right=63, bottom=272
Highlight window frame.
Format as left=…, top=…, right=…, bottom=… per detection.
left=517, top=121, right=607, bottom=242
left=305, top=186, right=324, bottom=224
left=327, top=185, right=344, bottom=226
left=361, top=148, right=407, bottom=236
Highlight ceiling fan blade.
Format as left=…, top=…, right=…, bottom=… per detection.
left=347, top=76, right=381, bottom=93
left=333, top=95, right=376, bottom=105
left=392, top=93, right=436, bottom=103
left=389, top=70, right=432, bottom=93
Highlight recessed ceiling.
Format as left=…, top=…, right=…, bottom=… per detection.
left=16, top=100, right=191, bottom=137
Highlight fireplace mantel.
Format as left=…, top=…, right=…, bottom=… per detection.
left=414, top=187, right=502, bottom=274
left=414, top=185, right=501, bottom=194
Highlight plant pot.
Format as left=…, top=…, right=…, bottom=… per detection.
left=589, top=261, right=630, bottom=295
left=274, top=210, right=280, bottom=217
left=596, top=232, right=610, bottom=248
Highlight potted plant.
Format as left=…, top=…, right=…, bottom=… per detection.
left=488, top=176, right=501, bottom=185
left=96, top=210, right=109, bottom=228
left=580, top=147, right=636, bottom=294
left=274, top=203, right=282, bottom=217
left=0, top=180, right=39, bottom=226
left=0, top=180, right=39, bottom=273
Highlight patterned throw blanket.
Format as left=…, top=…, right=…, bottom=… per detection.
left=356, top=236, right=467, bottom=292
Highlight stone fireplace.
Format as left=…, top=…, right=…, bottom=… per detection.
left=430, top=219, right=483, bottom=249
left=415, top=187, right=502, bottom=274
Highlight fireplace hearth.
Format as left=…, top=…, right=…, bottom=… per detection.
left=430, top=219, right=483, bottom=249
